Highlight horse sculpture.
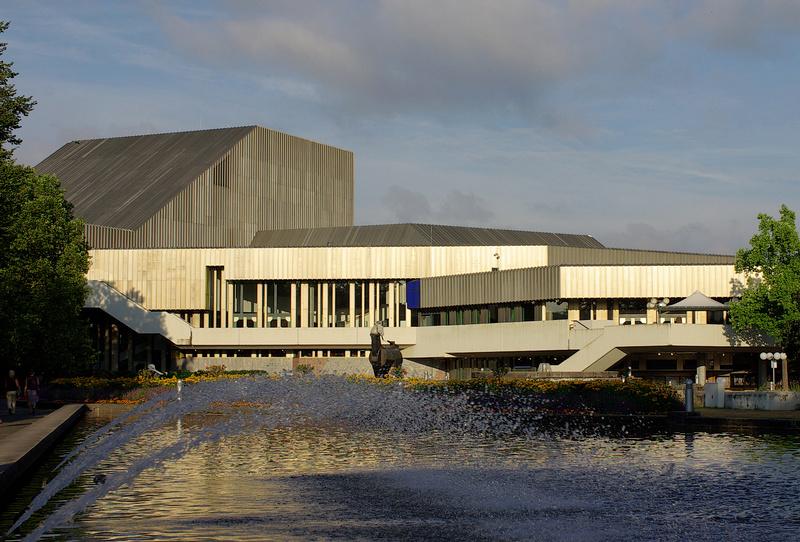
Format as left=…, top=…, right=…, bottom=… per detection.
left=369, top=340, right=403, bottom=378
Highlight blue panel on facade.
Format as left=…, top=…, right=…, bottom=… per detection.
left=406, top=280, right=421, bottom=309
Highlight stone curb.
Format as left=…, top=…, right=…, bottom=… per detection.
left=0, top=404, right=88, bottom=494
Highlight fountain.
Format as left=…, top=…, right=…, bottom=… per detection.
left=4, top=374, right=800, bottom=541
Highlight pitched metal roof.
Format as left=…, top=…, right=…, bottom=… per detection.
left=663, top=291, right=729, bottom=312
left=249, top=223, right=605, bottom=248
left=35, top=126, right=256, bottom=229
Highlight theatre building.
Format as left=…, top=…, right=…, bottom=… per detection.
left=36, top=126, right=764, bottom=383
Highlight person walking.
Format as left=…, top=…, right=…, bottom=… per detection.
left=5, top=370, right=21, bottom=416
left=25, top=371, right=40, bottom=415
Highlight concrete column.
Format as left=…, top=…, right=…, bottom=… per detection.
left=211, top=271, right=219, bottom=328
left=316, top=283, right=322, bottom=327
left=226, top=281, right=234, bottom=328
left=103, top=324, right=111, bottom=370
left=567, top=301, right=579, bottom=321
left=696, top=365, right=707, bottom=386
left=160, top=341, right=167, bottom=372
left=539, top=302, right=548, bottom=321
left=596, top=300, right=608, bottom=320
left=369, top=282, right=376, bottom=326
left=110, top=325, right=119, bottom=372
left=647, top=307, right=658, bottom=324
left=300, top=283, right=309, bottom=327
left=290, top=282, right=297, bottom=328
left=349, top=282, right=356, bottom=328
left=220, top=277, right=227, bottom=328
left=146, top=335, right=153, bottom=367
left=127, top=333, right=134, bottom=371
left=331, top=282, right=336, bottom=327
left=696, top=311, right=707, bottom=324
left=321, top=283, right=329, bottom=328
left=611, top=301, right=620, bottom=324
left=191, top=313, right=200, bottom=327
left=256, top=282, right=264, bottom=328
left=360, top=282, right=366, bottom=327
left=406, top=303, right=412, bottom=327
left=388, top=282, right=396, bottom=327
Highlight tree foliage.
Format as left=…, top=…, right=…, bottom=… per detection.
left=730, top=205, right=800, bottom=359
left=0, top=162, right=92, bottom=374
left=0, top=21, right=91, bottom=375
left=0, top=21, right=35, bottom=160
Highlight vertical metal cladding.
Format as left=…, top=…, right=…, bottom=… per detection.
left=419, top=266, right=561, bottom=308
left=84, top=126, right=353, bottom=249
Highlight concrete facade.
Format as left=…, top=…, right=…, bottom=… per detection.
left=31, top=125, right=767, bottom=381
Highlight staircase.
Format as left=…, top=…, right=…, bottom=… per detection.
left=84, top=280, right=192, bottom=345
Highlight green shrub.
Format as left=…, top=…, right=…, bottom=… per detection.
left=205, top=364, right=226, bottom=377
left=352, top=376, right=681, bottom=414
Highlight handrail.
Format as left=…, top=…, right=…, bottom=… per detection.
left=571, top=320, right=591, bottom=330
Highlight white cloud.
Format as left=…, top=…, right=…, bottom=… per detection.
left=154, top=0, right=800, bottom=119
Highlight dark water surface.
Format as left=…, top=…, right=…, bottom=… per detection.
left=4, top=418, right=800, bottom=541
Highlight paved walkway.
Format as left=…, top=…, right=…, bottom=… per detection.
left=0, top=409, right=56, bottom=439
left=0, top=405, right=87, bottom=491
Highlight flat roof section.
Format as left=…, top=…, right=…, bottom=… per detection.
left=249, top=223, right=606, bottom=248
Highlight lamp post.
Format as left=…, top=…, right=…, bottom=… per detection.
left=647, top=298, right=670, bottom=324
left=759, top=352, right=787, bottom=391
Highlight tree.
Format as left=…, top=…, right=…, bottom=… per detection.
left=0, top=21, right=91, bottom=375
left=730, top=205, right=800, bottom=389
left=0, top=162, right=92, bottom=374
left=0, top=21, right=35, bottom=160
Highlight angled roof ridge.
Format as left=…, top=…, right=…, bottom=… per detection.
left=56, top=125, right=258, bottom=146
left=36, top=126, right=256, bottom=230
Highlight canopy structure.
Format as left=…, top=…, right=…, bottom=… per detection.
left=662, top=291, right=729, bottom=312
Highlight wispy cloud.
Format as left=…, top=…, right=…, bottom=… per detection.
left=379, top=186, right=493, bottom=226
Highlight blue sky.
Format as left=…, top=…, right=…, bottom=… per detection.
left=4, top=0, right=800, bottom=253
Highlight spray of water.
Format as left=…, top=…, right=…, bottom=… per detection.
left=10, top=375, right=552, bottom=538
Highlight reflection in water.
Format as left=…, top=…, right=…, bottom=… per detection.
left=4, top=377, right=800, bottom=541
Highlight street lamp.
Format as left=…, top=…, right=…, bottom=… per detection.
left=647, top=298, right=670, bottom=324
left=759, top=352, right=787, bottom=391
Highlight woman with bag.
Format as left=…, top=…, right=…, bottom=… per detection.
left=25, top=371, right=40, bottom=415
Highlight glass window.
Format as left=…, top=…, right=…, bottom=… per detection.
left=334, top=282, right=350, bottom=327
left=709, top=310, right=725, bottom=324
left=268, top=281, right=291, bottom=328
left=378, top=282, right=389, bottom=323
left=546, top=301, right=568, bottom=320
left=579, top=300, right=595, bottom=320
left=354, top=281, right=364, bottom=326
left=619, top=299, right=647, bottom=324
left=308, top=282, right=318, bottom=327
left=233, top=282, right=257, bottom=315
